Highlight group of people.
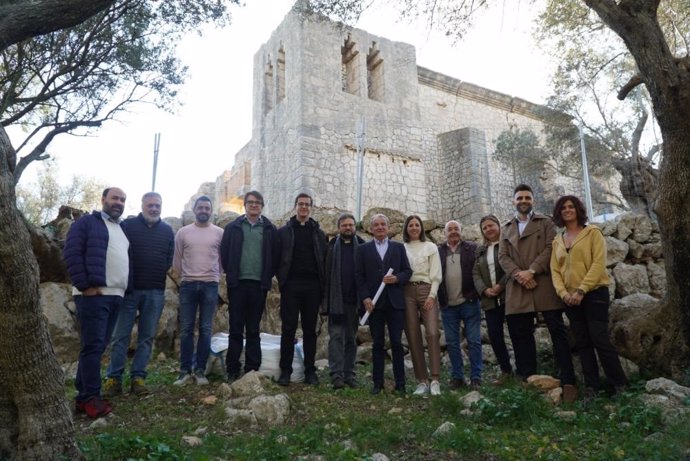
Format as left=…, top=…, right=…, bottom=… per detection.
left=63, top=183, right=627, bottom=419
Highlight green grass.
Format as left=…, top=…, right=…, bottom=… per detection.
left=73, top=360, right=690, bottom=461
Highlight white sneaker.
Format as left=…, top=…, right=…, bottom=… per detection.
left=430, top=380, right=441, bottom=396
left=194, top=370, right=209, bottom=385
left=413, top=382, right=430, bottom=395
left=173, top=372, right=193, bottom=386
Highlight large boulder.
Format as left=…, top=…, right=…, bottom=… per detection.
left=605, top=237, right=628, bottom=267
left=642, top=242, right=663, bottom=259
left=626, top=239, right=644, bottom=260
left=613, top=213, right=636, bottom=241
left=646, top=261, right=667, bottom=299
left=613, top=263, right=650, bottom=297
left=609, top=293, right=661, bottom=363
left=632, top=215, right=653, bottom=243
left=248, top=393, right=291, bottom=427
left=39, top=282, right=79, bottom=363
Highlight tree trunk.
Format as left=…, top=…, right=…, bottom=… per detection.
left=0, top=126, right=81, bottom=460
left=585, top=0, right=690, bottom=377
left=612, top=157, right=658, bottom=219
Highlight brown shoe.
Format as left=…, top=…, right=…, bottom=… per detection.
left=491, top=372, right=513, bottom=386
left=562, top=384, right=578, bottom=404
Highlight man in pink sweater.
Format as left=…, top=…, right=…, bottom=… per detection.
left=172, top=195, right=224, bottom=385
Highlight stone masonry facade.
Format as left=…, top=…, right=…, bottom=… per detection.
left=189, top=6, right=617, bottom=223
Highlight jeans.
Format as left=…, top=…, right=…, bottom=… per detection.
left=75, top=295, right=122, bottom=401
left=484, top=305, right=512, bottom=374
left=227, top=280, right=267, bottom=376
left=107, top=289, right=165, bottom=380
left=328, top=302, right=359, bottom=381
left=369, top=296, right=405, bottom=388
left=565, top=287, right=627, bottom=389
left=179, top=281, right=218, bottom=374
left=442, top=299, right=483, bottom=381
left=279, top=280, right=321, bottom=375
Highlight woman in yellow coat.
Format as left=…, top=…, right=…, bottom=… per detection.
left=550, top=195, right=627, bottom=399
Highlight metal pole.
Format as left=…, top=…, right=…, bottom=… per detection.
left=578, top=122, right=594, bottom=220
left=152, top=133, right=160, bottom=191
left=355, top=116, right=366, bottom=221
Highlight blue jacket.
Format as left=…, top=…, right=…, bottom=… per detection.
left=63, top=211, right=132, bottom=292
left=124, top=213, right=174, bottom=290
left=355, top=239, right=412, bottom=310
left=220, top=215, right=279, bottom=291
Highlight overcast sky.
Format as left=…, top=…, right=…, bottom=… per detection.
left=12, top=0, right=552, bottom=218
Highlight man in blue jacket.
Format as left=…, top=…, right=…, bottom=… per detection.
left=356, top=213, right=412, bottom=395
left=63, top=187, right=130, bottom=418
left=103, top=192, right=174, bottom=396
left=220, top=191, right=279, bottom=381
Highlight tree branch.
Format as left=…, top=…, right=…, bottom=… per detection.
left=0, top=0, right=116, bottom=51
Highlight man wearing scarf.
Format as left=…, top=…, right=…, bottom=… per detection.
left=322, top=213, right=364, bottom=390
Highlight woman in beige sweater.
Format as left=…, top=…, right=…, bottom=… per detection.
left=550, top=195, right=627, bottom=399
left=402, top=215, right=443, bottom=395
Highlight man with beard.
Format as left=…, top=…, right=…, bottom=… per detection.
left=498, top=184, right=577, bottom=403
left=172, top=195, right=224, bottom=386
left=323, top=213, right=364, bottom=390
left=103, top=192, right=174, bottom=396
left=64, top=187, right=131, bottom=418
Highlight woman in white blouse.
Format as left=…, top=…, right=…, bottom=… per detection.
left=402, top=215, right=443, bottom=395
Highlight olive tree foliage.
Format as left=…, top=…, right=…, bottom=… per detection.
left=308, top=0, right=690, bottom=377
left=0, top=1, right=239, bottom=459
left=16, top=160, right=105, bottom=225
left=533, top=1, right=688, bottom=218
left=1, top=0, right=235, bottom=184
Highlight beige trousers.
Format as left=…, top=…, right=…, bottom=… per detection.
left=403, top=282, right=441, bottom=382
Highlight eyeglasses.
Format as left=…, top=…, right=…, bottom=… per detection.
left=297, top=202, right=312, bottom=208
left=245, top=200, right=262, bottom=206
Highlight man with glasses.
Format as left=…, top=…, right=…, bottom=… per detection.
left=276, top=193, right=328, bottom=386
left=220, top=191, right=279, bottom=381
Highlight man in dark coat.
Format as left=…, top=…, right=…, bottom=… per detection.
left=63, top=187, right=130, bottom=418
left=356, top=213, right=412, bottom=395
left=322, top=213, right=364, bottom=390
left=221, top=191, right=279, bottom=381
left=276, top=193, right=328, bottom=386
left=104, top=192, right=174, bottom=396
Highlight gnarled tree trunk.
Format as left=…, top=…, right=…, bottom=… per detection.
left=0, top=127, right=81, bottom=459
left=586, top=0, right=690, bottom=377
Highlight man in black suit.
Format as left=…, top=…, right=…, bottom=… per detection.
left=356, top=213, right=412, bottom=394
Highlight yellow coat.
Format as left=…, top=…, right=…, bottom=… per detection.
left=550, top=225, right=610, bottom=299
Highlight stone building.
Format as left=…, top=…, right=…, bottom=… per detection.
left=191, top=5, right=611, bottom=223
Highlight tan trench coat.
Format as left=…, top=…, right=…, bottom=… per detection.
left=498, top=213, right=561, bottom=314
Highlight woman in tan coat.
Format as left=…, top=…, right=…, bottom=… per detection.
left=550, top=195, right=627, bottom=399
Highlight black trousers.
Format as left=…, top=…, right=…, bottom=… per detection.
left=485, top=305, right=513, bottom=374
left=279, top=279, right=322, bottom=374
left=369, top=296, right=405, bottom=389
left=227, top=280, right=267, bottom=376
left=566, top=287, right=627, bottom=389
left=507, top=309, right=575, bottom=385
